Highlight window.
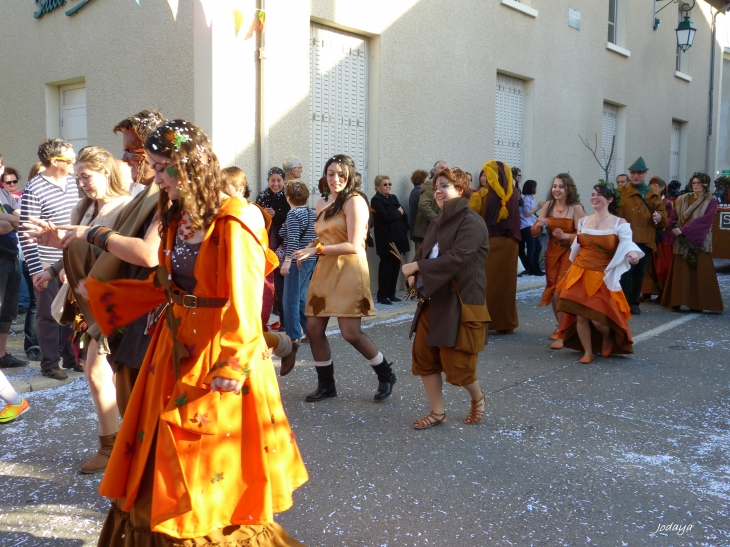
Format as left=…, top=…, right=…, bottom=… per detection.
left=601, top=103, right=618, bottom=183
left=494, top=74, right=525, bottom=170
left=59, top=83, right=87, bottom=151
left=310, top=23, right=369, bottom=195
left=670, top=121, right=681, bottom=181
left=676, top=7, right=689, bottom=75
left=608, top=0, right=618, bottom=44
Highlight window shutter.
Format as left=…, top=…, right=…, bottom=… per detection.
left=310, top=24, right=369, bottom=195
left=670, top=121, right=681, bottom=181
left=601, top=103, right=618, bottom=183
left=494, top=74, right=524, bottom=170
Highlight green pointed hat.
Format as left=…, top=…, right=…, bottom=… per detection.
left=628, top=157, right=648, bottom=171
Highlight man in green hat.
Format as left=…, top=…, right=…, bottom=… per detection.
left=618, top=157, right=667, bottom=314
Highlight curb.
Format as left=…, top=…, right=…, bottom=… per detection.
left=8, top=281, right=547, bottom=394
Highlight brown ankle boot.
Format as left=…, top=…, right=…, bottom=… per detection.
left=80, top=433, right=117, bottom=474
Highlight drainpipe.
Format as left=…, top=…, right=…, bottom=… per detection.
left=707, top=4, right=730, bottom=175
left=259, top=0, right=268, bottom=191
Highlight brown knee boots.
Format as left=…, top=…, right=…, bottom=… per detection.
left=80, top=433, right=117, bottom=474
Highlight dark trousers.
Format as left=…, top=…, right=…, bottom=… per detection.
left=519, top=227, right=542, bottom=272
left=272, top=268, right=285, bottom=329
left=0, top=255, right=21, bottom=335
left=377, top=252, right=401, bottom=300
left=21, top=260, right=39, bottom=353
left=620, top=243, right=652, bottom=307
left=34, top=276, right=75, bottom=371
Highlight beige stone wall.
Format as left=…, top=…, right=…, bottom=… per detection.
left=0, top=1, right=194, bottom=187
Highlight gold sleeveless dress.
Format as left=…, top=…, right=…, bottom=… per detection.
left=305, top=198, right=376, bottom=318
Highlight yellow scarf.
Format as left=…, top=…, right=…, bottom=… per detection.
left=482, top=160, right=513, bottom=222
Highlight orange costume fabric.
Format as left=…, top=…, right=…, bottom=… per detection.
left=556, top=232, right=634, bottom=355
left=86, top=197, right=308, bottom=539
left=531, top=216, right=575, bottom=306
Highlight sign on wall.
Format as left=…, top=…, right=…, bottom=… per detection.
left=34, top=0, right=95, bottom=19
left=720, top=212, right=730, bottom=231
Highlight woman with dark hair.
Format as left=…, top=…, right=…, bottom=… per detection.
left=402, top=168, right=489, bottom=428
left=661, top=172, right=724, bottom=312
left=409, top=169, right=428, bottom=247
left=372, top=174, right=410, bottom=304
left=256, top=166, right=290, bottom=331
left=84, top=120, right=307, bottom=546
left=556, top=184, right=642, bottom=363
left=531, top=173, right=584, bottom=348
left=292, top=154, right=395, bottom=402
left=468, top=169, right=489, bottom=213
left=518, top=179, right=544, bottom=275
left=642, top=176, right=673, bottom=300
left=479, top=160, right=522, bottom=334
left=667, top=180, right=682, bottom=199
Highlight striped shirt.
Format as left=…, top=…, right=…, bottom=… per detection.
left=280, top=206, right=317, bottom=260
left=19, top=174, right=79, bottom=275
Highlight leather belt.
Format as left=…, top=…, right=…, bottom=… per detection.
left=170, top=292, right=229, bottom=309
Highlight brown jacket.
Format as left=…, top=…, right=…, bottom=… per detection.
left=619, top=184, right=667, bottom=252
left=412, top=178, right=441, bottom=239
left=409, top=197, right=489, bottom=347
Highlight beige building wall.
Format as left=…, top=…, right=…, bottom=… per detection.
left=0, top=1, right=194, bottom=185
left=0, top=0, right=726, bottom=204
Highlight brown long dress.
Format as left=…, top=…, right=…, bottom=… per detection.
left=661, top=195, right=723, bottom=312
left=305, top=196, right=376, bottom=318
left=557, top=231, right=634, bottom=355
left=531, top=215, right=575, bottom=307
left=481, top=163, right=521, bottom=332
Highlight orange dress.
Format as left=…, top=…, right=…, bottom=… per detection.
left=531, top=215, right=575, bottom=306
left=556, top=230, right=634, bottom=355
left=86, top=197, right=308, bottom=541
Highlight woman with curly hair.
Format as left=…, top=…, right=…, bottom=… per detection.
left=556, top=184, right=642, bottom=363
left=291, top=154, right=396, bottom=402
left=531, top=173, right=584, bottom=348
left=84, top=120, right=307, bottom=546
left=661, top=172, right=724, bottom=312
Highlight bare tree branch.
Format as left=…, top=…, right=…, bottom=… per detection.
left=580, top=133, right=616, bottom=183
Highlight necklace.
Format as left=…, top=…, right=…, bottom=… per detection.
left=593, top=214, right=610, bottom=228
left=554, top=205, right=566, bottom=214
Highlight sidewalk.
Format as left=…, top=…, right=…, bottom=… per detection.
left=3, top=278, right=546, bottom=395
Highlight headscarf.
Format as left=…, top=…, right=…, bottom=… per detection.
left=481, top=160, right=513, bottom=222
left=649, top=176, right=666, bottom=188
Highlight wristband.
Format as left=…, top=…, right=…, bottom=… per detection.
left=47, top=264, right=58, bottom=278
left=98, top=229, right=117, bottom=252
left=86, top=225, right=103, bottom=244
left=316, top=242, right=324, bottom=255
left=91, top=227, right=113, bottom=249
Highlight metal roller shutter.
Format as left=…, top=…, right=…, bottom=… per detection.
left=494, top=74, right=524, bottom=170
left=310, top=24, right=368, bottom=196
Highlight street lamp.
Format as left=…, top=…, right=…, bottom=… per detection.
left=676, top=10, right=697, bottom=51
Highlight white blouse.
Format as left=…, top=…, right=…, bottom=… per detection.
left=569, top=217, right=644, bottom=292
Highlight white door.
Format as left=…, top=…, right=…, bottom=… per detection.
left=670, top=121, right=681, bottom=181
left=494, top=74, right=524, bottom=170
left=310, top=23, right=368, bottom=200
left=60, top=83, right=87, bottom=152
left=601, top=103, right=618, bottom=183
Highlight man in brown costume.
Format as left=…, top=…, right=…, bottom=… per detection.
left=480, top=160, right=521, bottom=334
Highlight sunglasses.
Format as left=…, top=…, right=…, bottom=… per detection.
left=380, top=183, right=392, bottom=187
left=3, top=179, right=18, bottom=185
left=52, top=156, right=75, bottom=163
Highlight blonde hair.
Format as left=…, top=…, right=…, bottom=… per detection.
left=374, top=175, right=391, bottom=188
left=221, top=166, right=250, bottom=199
left=75, top=146, right=128, bottom=199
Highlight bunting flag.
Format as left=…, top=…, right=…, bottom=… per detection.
left=166, top=0, right=179, bottom=20
left=233, top=10, right=244, bottom=37
left=244, top=9, right=264, bottom=40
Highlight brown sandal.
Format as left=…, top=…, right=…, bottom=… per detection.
left=413, top=411, right=446, bottom=430
left=464, top=392, right=486, bottom=425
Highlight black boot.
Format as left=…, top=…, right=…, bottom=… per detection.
left=305, top=363, right=337, bottom=402
left=372, top=359, right=396, bottom=401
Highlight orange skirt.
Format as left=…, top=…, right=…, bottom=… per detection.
left=556, top=266, right=634, bottom=355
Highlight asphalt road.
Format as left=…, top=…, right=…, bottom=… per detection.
left=1, top=267, right=729, bottom=547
